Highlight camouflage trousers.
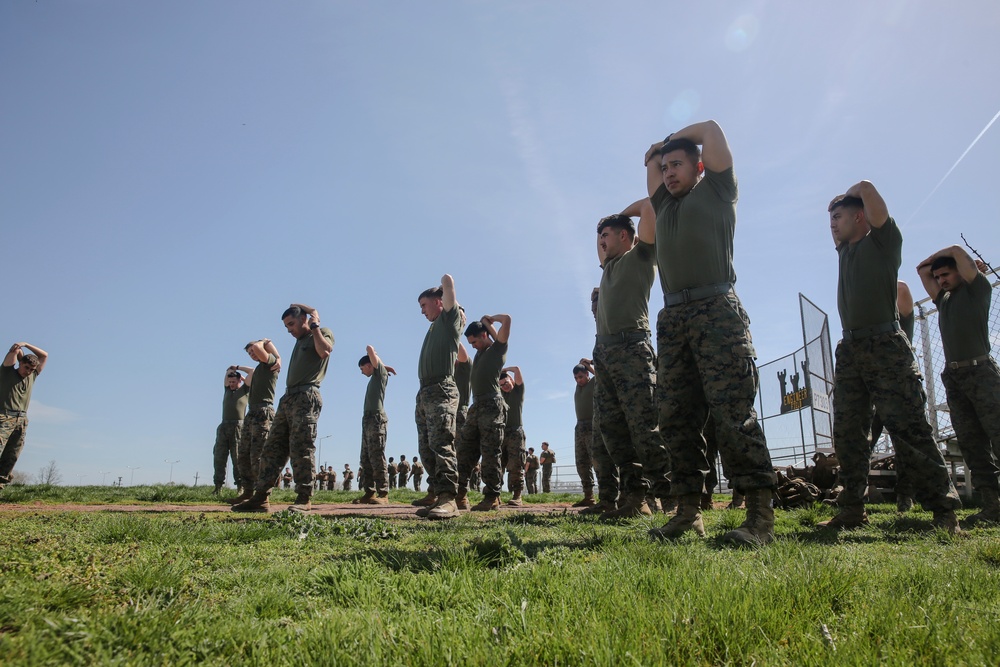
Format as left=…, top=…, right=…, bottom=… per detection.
left=594, top=337, right=671, bottom=497
left=412, top=473, right=423, bottom=491
left=397, top=469, right=409, bottom=489
left=574, top=420, right=596, bottom=494
left=542, top=465, right=553, bottom=492
left=435, top=406, right=468, bottom=497
left=415, top=379, right=459, bottom=497
left=457, top=396, right=506, bottom=495
left=255, top=387, right=322, bottom=496
left=360, top=412, right=389, bottom=495
left=213, top=420, right=242, bottom=488
left=833, top=332, right=960, bottom=510
left=0, top=415, right=28, bottom=486
left=526, top=468, right=539, bottom=494
left=870, top=413, right=915, bottom=498
left=942, top=360, right=1000, bottom=491
left=656, top=294, right=775, bottom=496
left=502, top=426, right=527, bottom=494
left=239, top=405, right=274, bottom=489
left=388, top=468, right=397, bottom=489
left=591, top=413, right=620, bottom=503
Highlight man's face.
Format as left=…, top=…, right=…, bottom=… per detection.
left=360, top=362, right=374, bottom=377
left=16, top=363, right=37, bottom=378
left=419, top=297, right=443, bottom=322
left=246, top=343, right=267, bottom=363
left=500, top=375, right=514, bottom=393
left=574, top=371, right=590, bottom=387
left=660, top=149, right=701, bottom=197
left=829, top=205, right=866, bottom=245
left=598, top=227, right=631, bottom=260
left=283, top=314, right=308, bottom=338
left=933, top=265, right=962, bottom=292
left=226, top=375, right=241, bottom=389
left=467, top=333, right=491, bottom=352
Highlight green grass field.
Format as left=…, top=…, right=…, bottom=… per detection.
left=1, top=485, right=998, bottom=666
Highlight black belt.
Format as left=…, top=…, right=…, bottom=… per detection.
left=249, top=402, right=273, bottom=411
left=419, top=375, right=451, bottom=389
left=947, top=354, right=993, bottom=370
left=664, top=282, right=733, bottom=307
left=842, top=321, right=900, bottom=341
left=286, top=384, right=319, bottom=396
left=595, top=331, right=649, bottom=345
left=2, top=409, right=26, bottom=417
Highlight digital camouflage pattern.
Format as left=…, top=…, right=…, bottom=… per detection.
left=0, top=415, right=28, bottom=485
left=574, top=420, right=596, bottom=495
left=656, top=293, right=775, bottom=496
left=833, top=332, right=960, bottom=510
left=414, top=379, right=459, bottom=497
left=255, top=388, right=322, bottom=496
left=457, top=396, right=506, bottom=495
left=239, top=405, right=275, bottom=488
left=213, top=421, right=242, bottom=489
left=942, top=361, right=1000, bottom=491
left=360, top=412, right=389, bottom=494
left=502, top=426, right=527, bottom=494
left=591, top=412, right=620, bottom=503
left=594, top=338, right=671, bottom=497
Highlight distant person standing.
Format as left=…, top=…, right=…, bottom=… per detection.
left=326, top=467, right=337, bottom=491
left=355, top=345, right=396, bottom=504
left=572, top=360, right=598, bottom=507
left=539, top=442, right=556, bottom=493
left=387, top=457, right=398, bottom=490
left=0, top=342, right=48, bottom=491
left=397, top=454, right=411, bottom=490
left=233, top=303, right=334, bottom=513
left=413, top=276, right=464, bottom=519
left=411, top=457, right=424, bottom=491
left=230, top=339, right=282, bottom=505
left=820, top=182, right=959, bottom=532
left=500, top=365, right=527, bottom=506
left=214, top=367, right=249, bottom=495
left=918, top=245, right=999, bottom=526
left=281, top=467, right=293, bottom=489
left=524, top=447, right=539, bottom=495
left=342, top=464, right=354, bottom=491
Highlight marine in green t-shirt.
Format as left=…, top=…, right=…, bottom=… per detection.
left=821, top=184, right=960, bottom=533
left=230, top=339, right=283, bottom=505
left=214, top=368, right=249, bottom=493
left=644, top=121, right=774, bottom=545
left=918, top=245, right=1000, bottom=524
left=500, top=366, right=529, bottom=505
left=0, top=342, right=48, bottom=489
left=357, top=345, right=396, bottom=502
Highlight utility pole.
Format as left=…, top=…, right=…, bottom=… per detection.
left=127, top=466, right=141, bottom=486
left=318, top=435, right=333, bottom=468
left=99, top=470, right=111, bottom=485
left=165, top=459, right=180, bottom=484
left=193, top=472, right=200, bottom=486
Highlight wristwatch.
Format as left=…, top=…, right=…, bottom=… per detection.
left=309, top=321, right=320, bottom=330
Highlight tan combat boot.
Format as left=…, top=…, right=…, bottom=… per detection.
left=963, top=487, right=1000, bottom=527
left=648, top=494, right=705, bottom=539
left=727, top=490, right=745, bottom=509
left=231, top=490, right=271, bottom=513
left=572, top=491, right=596, bottom=508
left=227, top=488, right=253, bottom=505
left=579, top=498, right=616, bottom=515
left=659, top=496, right=678, bottom=513
left=818, top=504, right=868, bottom=529
left=601, top=491, right=653, bottom=520
left=721, top=488, right=774, bottom=546
left=700, top=493, right=714, bottom=511
left=896, top=494, right=914, bottom=513
left=289, top=492, right=312, bottom=513
left=506, top=491, right=524, bottom=507
left=471, top=494, right=501, bottom=512
left=352, top=491, right=376, bottom=505
left=455, top=487, right=470, bottom=510
left=932, top=509, right=961, bottom=535
left=427, top=493, right=458, bottom=520
left=365, top=493, right=389, bottom=505
left=411, top=492, right=437, bottom=507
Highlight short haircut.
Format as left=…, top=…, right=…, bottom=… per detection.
left=418, top=286, right=443, bottom=301
left=20, top=354, right=39, bottom=368
left=661, top=137, right=701, bottom=164
left=281, top=305, right=305, bottom=320
left=597, top=213, right=635, bottom=241
left=931, top=256, right=958, bottom=273
left=464, top=321, right=488, bottom=337
left=572, top=364, right=588, bottom=375
left=528, top=447, right=535, bottom=453
left=828, top=195, right=864, bottom=213
left=358, top=355, right=372, bottom=367
left=226, top=372, right=240, bottom=379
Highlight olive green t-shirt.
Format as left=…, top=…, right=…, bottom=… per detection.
left=650, top=167, right=738, bottom=294
left=222, top=384, right=250, bottom=421
left=285, top=327, right=335, bottom=389
left=363, top=360, right=389, bottom=415
left=471, top=341, right=507, bottom=398
left=597, top=240, right=655, bottom=336
left=0, top=365, right=36, bottom=412
left=503, top=382, right=525, bottom=430
left=574, top=376, right=596, bottom=422
left=248, top=354, right=279, bottom=406
left=935, top=271, right=993, bottom=362
left=455, top=359, right=472, bottom=409
left=837, top=218, right=902, bottom=331
left=418, top=305, right=462, bottom=381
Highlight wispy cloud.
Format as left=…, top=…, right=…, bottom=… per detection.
left=27, top=401, right=78, bottom=423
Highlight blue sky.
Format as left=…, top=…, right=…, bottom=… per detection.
left=3, top=1, right=998, bottom=486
